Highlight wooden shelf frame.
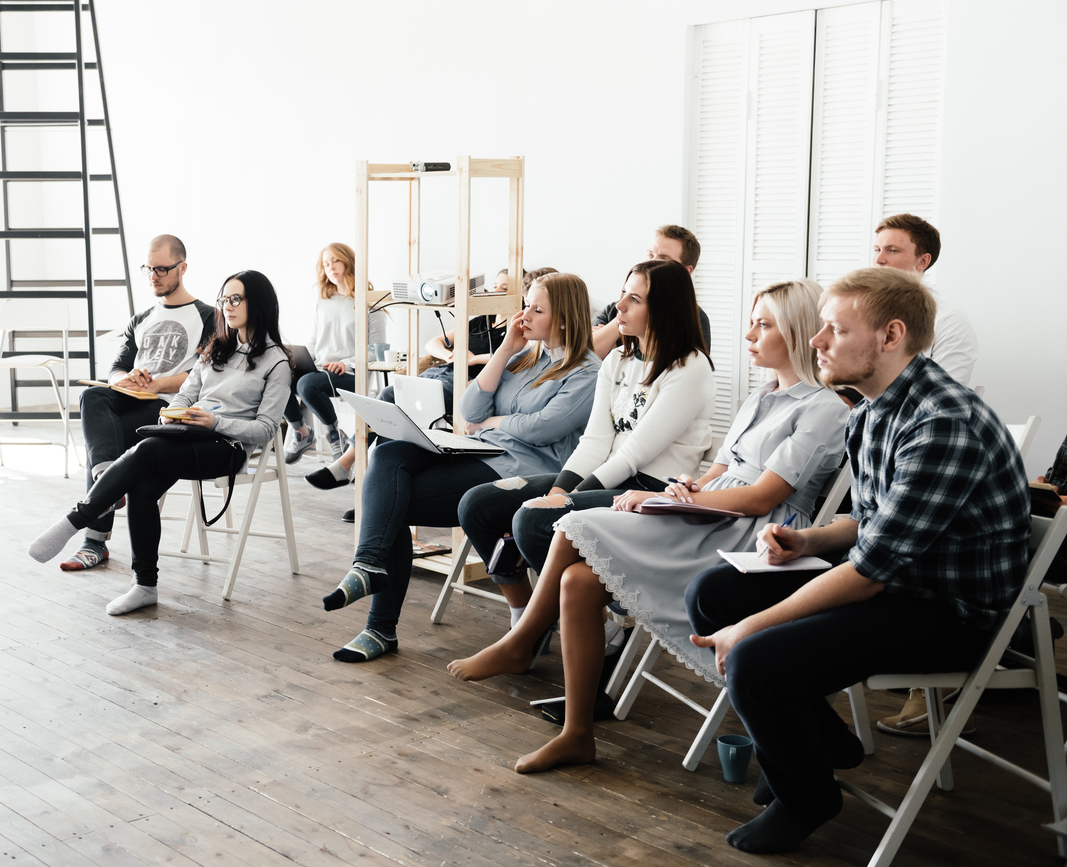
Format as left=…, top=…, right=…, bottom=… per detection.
left=350, top=156, right=525, bottom=560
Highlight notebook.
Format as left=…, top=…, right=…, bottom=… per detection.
left=337, top=390, right=504, bottom=456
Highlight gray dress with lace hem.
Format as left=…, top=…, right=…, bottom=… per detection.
left=553, top=380, right=850, bottom=685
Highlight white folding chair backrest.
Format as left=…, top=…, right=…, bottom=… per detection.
left=812, top=463, right=852, bottom=528
left=1006, top=415, right=1040, bottom=459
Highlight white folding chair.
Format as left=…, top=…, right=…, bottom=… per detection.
left=431, top=533, right=541, bottom=624
left=1006, top=414, right=1040, bottom=459
left=612, top=464, right=869, bottom=771
left=159, top=429, right=299, bottom=600
left=0, top=301, right=76, bottom=477
left=838, top=508, right=1067, bottom=866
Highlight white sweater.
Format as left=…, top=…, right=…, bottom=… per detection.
left=310, top=292, right=387, bottom=368
left=560, top=349, right=717, bottom=490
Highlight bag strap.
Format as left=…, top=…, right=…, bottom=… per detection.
left=198, top=442, right=242, bottom=527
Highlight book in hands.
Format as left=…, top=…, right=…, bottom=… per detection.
left=717, top=549, right=832, bottom=574
left=159, top=407, right=194, bottom=420
left=78, top=379, right=157, bottom=400
left=1031, top=482, right=1064, bottom=518
left=634, top=497, right=745, bottom=518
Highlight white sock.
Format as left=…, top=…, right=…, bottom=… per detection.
left=29, top=516, right=79, bottom=563
left=106, top=584, right=158, bottom=616
left=327, top=460, right=349, bottom=482
left=509, top=605, right=526, bottom=629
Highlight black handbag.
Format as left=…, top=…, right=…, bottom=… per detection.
left=136, top=424, right=244, bottom=526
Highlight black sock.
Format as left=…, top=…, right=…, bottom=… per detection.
left=752, top=771, right=774, bottom=805
left=727, top=799, right=838, bottom=854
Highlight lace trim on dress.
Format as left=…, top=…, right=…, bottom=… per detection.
left=559, top=517, right=726, bottom=688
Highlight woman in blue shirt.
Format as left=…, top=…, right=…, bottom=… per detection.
left=324, top=273, right=600, bottom=663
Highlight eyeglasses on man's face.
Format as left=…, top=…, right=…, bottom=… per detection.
left=140, top=262, right=183, bottom=277
left=216, top=294, right=245, bottom=308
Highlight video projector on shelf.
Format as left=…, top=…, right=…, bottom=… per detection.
left=390, top=271, right=485, bottom=305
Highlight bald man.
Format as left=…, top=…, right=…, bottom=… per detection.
left=60, top=235, right=214, bottom=571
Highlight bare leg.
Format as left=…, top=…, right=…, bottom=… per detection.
left=515, top=561, right=611, bottom=773
left=448, top=530, right=581, bottom=680
left=338, top=445, right=356, bottom=471
left=500, top=576, right=533, bottom=608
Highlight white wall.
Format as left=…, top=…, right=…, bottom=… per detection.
left=52, top=0, right=1063, bottom=476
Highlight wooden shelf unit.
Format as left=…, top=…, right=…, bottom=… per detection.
left=351, top=156, right=525, bottom=578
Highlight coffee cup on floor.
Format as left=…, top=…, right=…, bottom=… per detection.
left=717, top=734, right=753, bottom=783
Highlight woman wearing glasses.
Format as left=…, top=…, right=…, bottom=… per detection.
left=282, top=242, right=387, bottom=464
left=29, top=270, right=293, bottom=616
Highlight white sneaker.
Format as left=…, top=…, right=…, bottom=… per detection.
left=328, top=427, right=350, bottom=461
left=284, top=427, right=316, bottom=464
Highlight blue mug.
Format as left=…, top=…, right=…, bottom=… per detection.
left=717, top=733, right=753, bottom=783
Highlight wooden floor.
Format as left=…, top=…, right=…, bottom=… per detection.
left=2, top=432, right=1067, bottom=866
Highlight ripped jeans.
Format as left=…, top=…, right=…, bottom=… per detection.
left=457, top=471, right=666, bottom=581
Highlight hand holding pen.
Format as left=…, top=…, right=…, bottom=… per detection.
left=756, top=511, right=798, bottom=562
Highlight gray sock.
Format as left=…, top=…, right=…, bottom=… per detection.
left=106, top=584, right=158, bottom=616
left=29, top=516, right=79, bottom=563
left=327, top=460, right=349, bottom=482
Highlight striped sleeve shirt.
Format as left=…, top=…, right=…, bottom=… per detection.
left=847, top=356, right=1031, bottom=630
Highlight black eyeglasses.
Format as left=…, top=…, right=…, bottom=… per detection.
left=216, top=294, right=245, bottom=308
left=140, top=262, right=183, bottom=277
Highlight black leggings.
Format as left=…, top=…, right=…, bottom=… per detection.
left=68, top=436, right=245, bottom=586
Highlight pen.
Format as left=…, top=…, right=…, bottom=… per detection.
left=757, top=512, right=798, bottom=558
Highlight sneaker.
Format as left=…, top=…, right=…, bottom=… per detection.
left=876, top=687, right=973, bottom=737
left=327, top=427, right=350, bottom=461
left=284, top=427, right=316, bottom=464
left=60, top=542, right=109, bottom=572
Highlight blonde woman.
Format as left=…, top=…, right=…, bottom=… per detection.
left=283, top=242, right=386, bottom=463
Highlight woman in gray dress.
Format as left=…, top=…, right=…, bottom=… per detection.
left=448, top=278, right=850, bottom=774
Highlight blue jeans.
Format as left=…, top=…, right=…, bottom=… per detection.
left=79, top=386, right=168, bottom=537
left=685, top=560, right=989, bottom=823
left=283, top=369, right=354, bottom=427
left=353, top=440, right=500, bottom=634
left=457, top=471, right=666, bottom=580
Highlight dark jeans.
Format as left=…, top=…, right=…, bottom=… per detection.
left=353, top=440, right=500, bottom=634
left=457, top=471, right=667, bottom=580
left=283, top=369, right=354, bottom=427
left=67, top=436, right=245, bottom=586
left=684, top=561, right=991, bottom=823
left=79, top=386, right=168, bottom=537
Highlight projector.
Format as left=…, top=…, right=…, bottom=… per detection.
left=390, top=271, right=485, bottom=305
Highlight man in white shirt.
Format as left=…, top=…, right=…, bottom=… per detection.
left=872, top=213, right=978, bottom=386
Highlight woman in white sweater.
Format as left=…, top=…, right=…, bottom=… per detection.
left=457, top=257, right=716, bottom=625
left=283, top=242, right=386, bottom=463
left=29, top=270, right=292, bottom=616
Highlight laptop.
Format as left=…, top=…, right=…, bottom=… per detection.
left=285, top=344, right=318, bottom=380
left=337, top=390, right=504, bottom=456
left=392, top=374, right=448, bottom=429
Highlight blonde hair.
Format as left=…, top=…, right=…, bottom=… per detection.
left=753, top=279, right=825, bottom=387
left=508, top=272, right=594, bottom=386
left=822, top=267, right=936, bottom=355
left=316, top=242, right=355, bottom=300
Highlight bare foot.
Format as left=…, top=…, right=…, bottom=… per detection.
left=514, top=731, right=596, bottom=774
left=447, top=640, right=531, bottom=681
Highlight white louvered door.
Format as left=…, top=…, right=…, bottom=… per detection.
left=687, top=0, right=945, bottom=435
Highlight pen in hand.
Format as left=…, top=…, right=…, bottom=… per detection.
left=756, top=511, right=797, bottom=559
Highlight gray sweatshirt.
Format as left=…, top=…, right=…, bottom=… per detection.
left=169, top=342, right=291, bottom=466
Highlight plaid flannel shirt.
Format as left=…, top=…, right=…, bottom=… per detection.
left=847, top=356, right=1031, bottom=629
left=1048, top=434, right=1067, bottom=492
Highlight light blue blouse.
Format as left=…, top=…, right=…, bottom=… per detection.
left=460, top=347, right=601, bottom=479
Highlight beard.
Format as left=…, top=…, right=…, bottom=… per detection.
left=818, top=348, right=878, bottom=387
left=153, top=279, right=179, bottom=298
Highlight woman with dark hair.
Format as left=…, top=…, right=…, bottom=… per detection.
left=29, top=270, right=293, bottom=615
left=449, top=279, right=849, bottom=774
left=456, top=258, right=717, bottom=629
left=283, top=242, right=387, bottom=464
left=323, top=273, right=601, bottom=663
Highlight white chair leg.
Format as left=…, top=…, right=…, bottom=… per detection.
left=605, top=625, right=645, bottom=700
left=222, top=472, right=266, bottom=601
left=1033, top=602, right=1067, bottom=857
left=44, top=368, right=69, bottom=478
left=614, top=638, right=664, bottom=720
left=846, top=683, right=875, bottom=755
left=924, top=687, right=954, bottom=791
left=431, top=536, right=474, bottom=624
left=271, top=435, right=299, bottom=574
left=683, top=687, right=733, bottom=772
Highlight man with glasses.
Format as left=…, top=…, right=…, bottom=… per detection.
left=59, top=234, right=214, bottom=572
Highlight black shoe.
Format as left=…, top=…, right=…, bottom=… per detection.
left=306, top=466, right=350, bottom=490
left=540, top=690, right=617, bottom=726
left=341, top=509, right=355, bottom=523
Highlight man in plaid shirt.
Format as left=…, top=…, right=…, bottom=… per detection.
left=685, top=266, right=1030, bottom=855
